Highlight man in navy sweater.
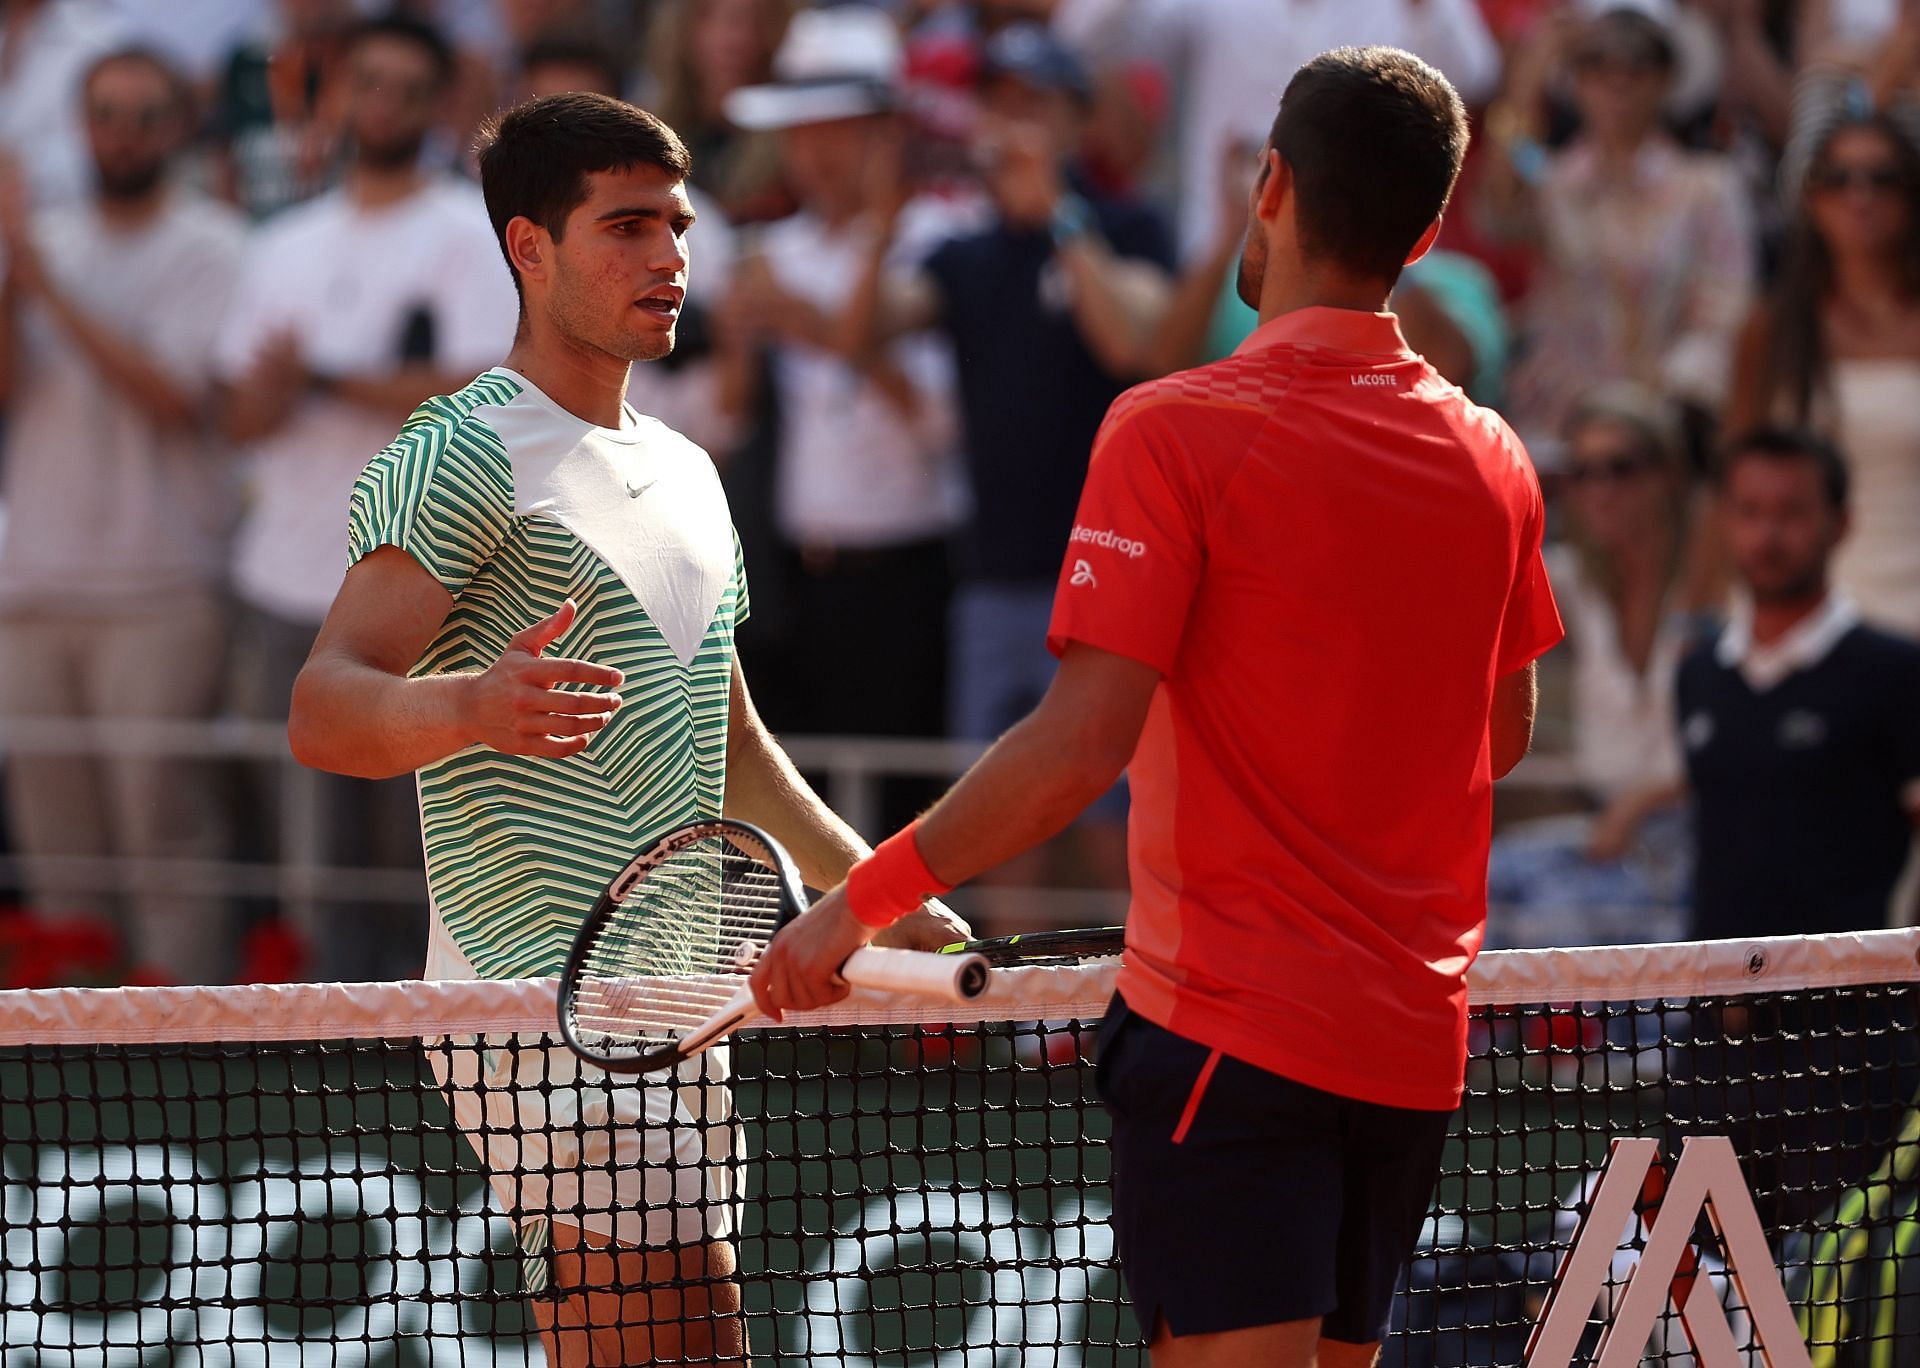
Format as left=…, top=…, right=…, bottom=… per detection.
left=1680, top=428, right=1920, bottom=942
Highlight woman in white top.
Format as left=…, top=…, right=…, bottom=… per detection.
left=1727, top=113, right=1920, bottom=639
left=1486, top=386, right=1697, bottom=948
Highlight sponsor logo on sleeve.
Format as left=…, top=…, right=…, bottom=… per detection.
left=1069, top=560, right=1097, bottom=588
left=1069, top=526, right=1147, bottom=559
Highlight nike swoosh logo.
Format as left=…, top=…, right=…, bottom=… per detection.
left=626, top=478, right=658, bottom=499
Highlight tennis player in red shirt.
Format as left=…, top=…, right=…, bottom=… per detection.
left=753, top=46, right=1563, bottom=1368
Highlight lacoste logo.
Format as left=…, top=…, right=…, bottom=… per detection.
left=1350, top=374, right=1399, bottom=387
left=626, top=477, right=658, bottom=499
left=1070, top=559, right=1097, bottom=588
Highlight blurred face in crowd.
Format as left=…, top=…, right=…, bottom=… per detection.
left=974, top=75, right=1080, bottom=221
left=343, top=33, right=446, bottom=172
left=978, top=75, right=1078, bottom=160
left=1806, top=125, right=1915, bottom=264
left=1569, top=20, right=1672, bottom=147
left=524, top=163, right=693, bottom=364
left=84, top=57, right=183, bottom=202
left=522, top=59, right=622, bottom=102
left=693, top=0, right=779, bottom=106
left=280, top=0, right=356, bottom=42
left=781, top=115, right=884, bottom=219
left=1564, top=418, right=1676, bottom=555
left=1723, top=454, right=1848, bottom=606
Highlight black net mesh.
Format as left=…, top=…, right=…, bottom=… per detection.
left=3, top=961, right=1919, bottom=1366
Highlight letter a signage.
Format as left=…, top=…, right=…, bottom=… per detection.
left=1525, top=1136, right=1812, bottom=1368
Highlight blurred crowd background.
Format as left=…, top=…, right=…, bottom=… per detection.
left=0, top=0, right=1915, bottom=987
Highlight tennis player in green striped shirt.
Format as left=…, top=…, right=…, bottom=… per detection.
left=288, top=92, right=966, bottom=1367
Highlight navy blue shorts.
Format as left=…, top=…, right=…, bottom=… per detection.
left=1094, top=995, right=1453, bottom=1344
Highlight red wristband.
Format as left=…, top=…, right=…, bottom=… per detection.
left=845, top=822, right=952, bottom=929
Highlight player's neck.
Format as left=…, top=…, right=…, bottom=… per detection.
left=1256, top=259, right=1391, bottom=325
left=502, top=329, right=632, bottom=429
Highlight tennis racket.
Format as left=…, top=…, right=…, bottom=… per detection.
left=558, top=819, right=991, bottom=1074
left=942, top=926, right=1124, bottom=966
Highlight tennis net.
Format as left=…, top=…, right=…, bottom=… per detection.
left=3, top=929, right=1919, bottom=1366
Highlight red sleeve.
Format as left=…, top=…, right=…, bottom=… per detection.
left=1047, top=404, right=1212, bottom=675
left=1495, top=489, right=1565, bottom=676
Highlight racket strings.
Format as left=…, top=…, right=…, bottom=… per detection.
left=568, top=838, right=789, bottom=1052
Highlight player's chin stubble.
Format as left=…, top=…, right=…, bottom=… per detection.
left=548, top=284, right=675, bottom=364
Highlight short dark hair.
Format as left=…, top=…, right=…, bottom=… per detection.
left=475, top=93, right=691, bottom=296
left=1268, top=46, right=1468, bottom=283
left=83, top=45, right=193, bottom=117
left=1719, top=426, right=1851, bottom=511
left=520, top=30, right=627, bottom=99
left=346, top=13, right=457, bottom=87
left=1572, top=9, right=1677, bottom=76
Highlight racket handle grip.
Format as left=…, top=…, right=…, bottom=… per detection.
left=840, top=946, right=990, bottom=1002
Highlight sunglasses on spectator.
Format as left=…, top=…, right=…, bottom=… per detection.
left=1566, top=453, right=1661, bottom=485
left=86, top=102, right=170, bottom=131
left=1808, top=163, right=1903, bottom=195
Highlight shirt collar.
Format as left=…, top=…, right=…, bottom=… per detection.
left=1716, top=591, right=1859, bottom=692
left=1231, top=306, right=1413, bottom=360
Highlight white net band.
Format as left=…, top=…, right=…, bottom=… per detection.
left=2, top=926, right=1916, bottom=1045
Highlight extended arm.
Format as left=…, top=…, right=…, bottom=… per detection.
left=748, top=644, right=1159, bottom=1013
left=288, top=546, right=624, bottom=779
left=723, top=663, right=969, bottom=949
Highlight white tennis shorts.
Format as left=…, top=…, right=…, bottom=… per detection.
left=431, top=1034, right=743, bottom=1268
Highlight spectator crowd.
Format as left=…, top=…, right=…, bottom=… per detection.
left=0, top=0, right=1915, bottom=985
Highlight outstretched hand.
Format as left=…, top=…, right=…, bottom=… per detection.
left=464, top=599, right=625, bottom=759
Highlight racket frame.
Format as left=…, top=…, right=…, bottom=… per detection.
left=557, top=818, right=805, bottom=1076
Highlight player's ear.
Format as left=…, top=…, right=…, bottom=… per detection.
left=1404, top=218, right=1442, bottom=268
left=1253, top=146, right=1288, bottom=224
left=505, top=215, right=550, bottom=289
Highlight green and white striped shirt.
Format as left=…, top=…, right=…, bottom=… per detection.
left=347, top=367, right=747, bottom=980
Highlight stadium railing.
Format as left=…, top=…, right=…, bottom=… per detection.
left=0, top=717, right=1588, bottom=941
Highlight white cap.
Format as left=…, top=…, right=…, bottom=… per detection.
left=724, top=6, right=903, bottom=131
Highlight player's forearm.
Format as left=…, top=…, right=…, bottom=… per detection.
left=724, top=718, right=870, bottom=890
left=289, top=651, right=478, bottom=779
left=914, top=708, right=1129, bottom=889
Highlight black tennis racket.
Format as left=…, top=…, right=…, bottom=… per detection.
left=558, top=819, right=991, bottom=1075
left=942, top=926, right=1125, bottom=966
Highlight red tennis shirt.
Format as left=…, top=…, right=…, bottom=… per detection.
left=1048, top=307, right=1563, bottom=1111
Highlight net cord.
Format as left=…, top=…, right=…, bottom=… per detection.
left=3, top=926, right=1917, bottom=1046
